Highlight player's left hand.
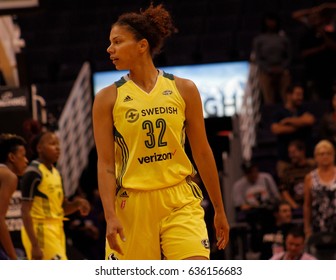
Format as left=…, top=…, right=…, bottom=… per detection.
left=214, top=211, right=230, bottom=250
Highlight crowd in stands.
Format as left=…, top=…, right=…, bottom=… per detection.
left=230, top=2, right=336, bottom=260
left=232, top=137, right=336, bottom=259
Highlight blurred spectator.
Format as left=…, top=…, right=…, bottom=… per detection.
left=304, top=140, right=336, bottom=239
left=318, top=88, right=336, bottom=148
left=233, top=161, right=281, bottom=216
left=292, top=3, right=336, bottom=27
left=293, top=3, right=336, bottom=100
left=306, top=231, right=336, bottom=260
left=270, top=226, right=316, bottom=260
left=271, top=84, right=315, bottom=179
left=260, top=200, right=294, bottom=260
left=252, top=12, right=291, bottom=105
left=232, top=161, right=280, bottom=253
left=279, top=140, right=316, bottom=219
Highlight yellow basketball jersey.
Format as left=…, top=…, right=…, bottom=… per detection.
left=113, top=70, right=196, bottom=190
left=21, top=160, right=64, bottom=220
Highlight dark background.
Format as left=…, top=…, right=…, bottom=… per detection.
left=1, top=0, right=329, bottom=119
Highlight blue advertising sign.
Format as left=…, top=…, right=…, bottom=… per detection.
left=92, top=61, right=249, bottom=118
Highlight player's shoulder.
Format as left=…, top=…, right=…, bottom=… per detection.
left=94, top=83, right=117, bottom=110
left=304, top=170, right=314, bottom=185
left=0, top=168, right=17, bottom=181
left=173, top=75, right=199, bottom=100
left=96, top=83, right=117, bottom=99
left=0, top=167, right=18, bottom=189
left=174, top=75, right=196, bottom=88
left=24, top=161, right=42, bottom=177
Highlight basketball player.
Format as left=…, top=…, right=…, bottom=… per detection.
left=0, top=133, right=28, bottom=260
left=21, top=131, right=91, bottom=260
left=92, top=3, right=230, bottom=260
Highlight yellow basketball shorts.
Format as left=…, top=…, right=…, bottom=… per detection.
left=106, top=179, right=210, bottom=260
left=21, top=219, right=67, bottom=260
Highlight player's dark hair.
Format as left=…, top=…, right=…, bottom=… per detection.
left=288, top=139, right=306, bottom=152
left=0, top=134, right=26, bottom=163
left=273, top=200, right=291, bottom=213
left=287, top=225, right=305, bottom=239
left=114, top=3, right=177, bottom=57
left=285, top=83, right=304, bottom=95
left=30, top=131, right=53, bottom=160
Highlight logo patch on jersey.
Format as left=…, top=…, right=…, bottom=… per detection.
left=125, top=109, right=139, bottom=123
left=108, top=253, right=119, bottom=260
left=162, top=90, right=172, bottom=95
left=123, top=95, right=133, bottom=102
left=201, top=239, right=210, bottom=249
left=137, top=150, right=175, bottom=164
left=121, top=200, right=126, bottom=209
left=141, top=106, right=178, bottom=116
left=120, top=191, right=129, bottom=198
left=51, top=254, right=62, bottom=260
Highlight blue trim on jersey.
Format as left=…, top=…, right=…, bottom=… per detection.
left=162, top=71, right=174, bottom=80
left=114, top=128, right=129, bottom=188
left=115, top=77, right=127, bottom=88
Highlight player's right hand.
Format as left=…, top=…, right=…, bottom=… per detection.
left=32, top=244, right=43, bottom=260
left=106, top=217, right=126, bottom=255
